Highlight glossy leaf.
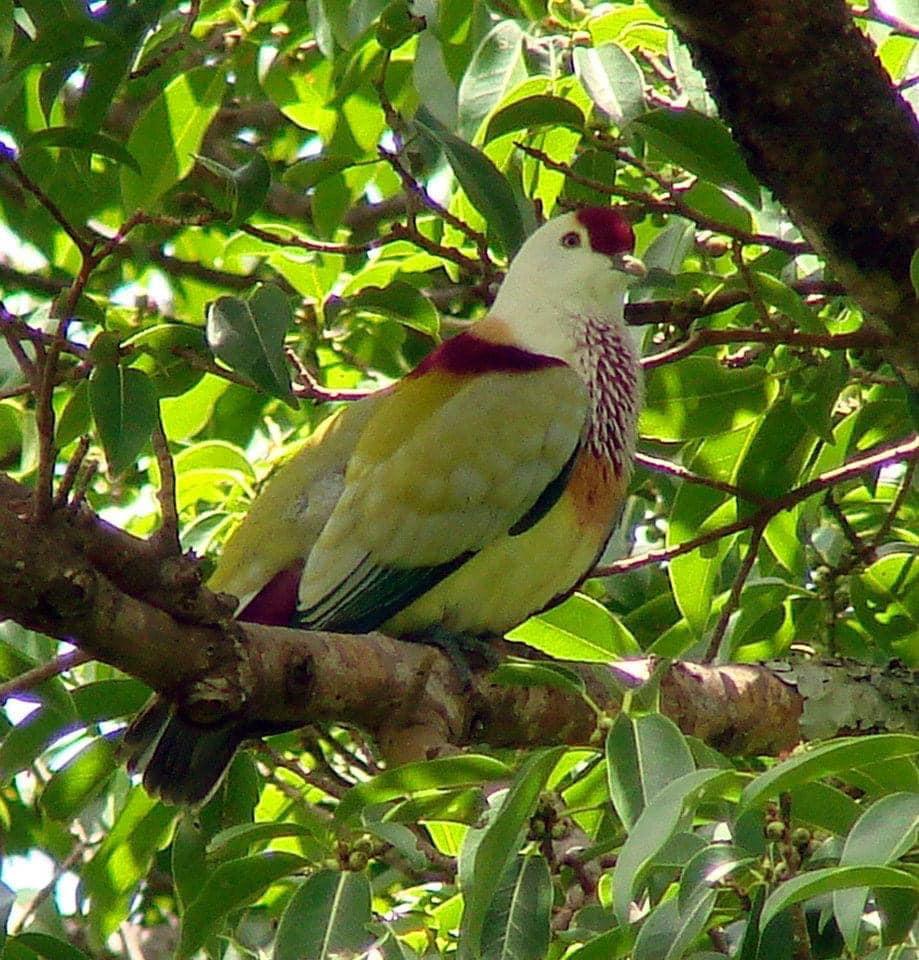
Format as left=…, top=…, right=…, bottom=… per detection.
left=206, top=284, right=294, bottom=404
left=24, top=126, right=140, bottom=173
left=274, top=869, right=373, bottom=960
left=457, top=20, right=527, bottom=140
left=606, top=712, right=696, bottom=829
left=573, top=43, right=645, bottom=125
left=415, top=116, right=526, bottom=257
left=613, top=769, right=738, bottom=924
left=484, top=94, right=585, bottom=143
left=345, top=281, right=440, bottom=335
left=124, top=323, right=208, bottom=398
left=457, top=747, right=565, bottom=960
left=480, top=856, right=552, bottom=960
left=833, top=792, right=919, bottom=951
left=507, top=593, right=640, bottom=661
left=337, top=755, right=512, bottom=823
left=122, top=65, right=225, bottom=212
left=40, top=736, right=116, bottom=820
left=632, top=108, right=761, bottom=207
left=6, top=933, right=92, bottom=960
left=738, top=735, right=919, bottom=816
left=640, top=357, right=779, bottom=440
left=179, top=851, right=308, bottom=956
left=88, top=365, right=158, bottom=476
left=760, top=866, right=919, bottom=933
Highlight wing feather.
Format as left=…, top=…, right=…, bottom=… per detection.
left=297, top=365, right=589, bottom=631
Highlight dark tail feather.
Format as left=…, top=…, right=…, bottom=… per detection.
left=121, top=695, right=247, bottom=806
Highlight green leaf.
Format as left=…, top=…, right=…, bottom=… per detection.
left=573, top=44, right=645, bottom=126
left=457, top=20, right=527, bottom=140
left=633, top=893, right=716, bottom=960
left=7, top=933, right=92, bottom=960
left=606, top=713, right=696, bottom=829
left=197, top=151, right=272, bottom=226
left=738, top=735, right=919, bottom=816
left=206, top=821, right=321, bottom=860
left=337, top=755, right=512, bottom=823
left=283, top=154, right=356, bottom=192
left=760, top=866, right=919, bottom=933
left=484, top=94, right=585, bottom=143
left=206, top=284, right=294, bottom=404
left=375, top=0, right=425, bottom=50
left=833, top=792, right=919, bottom=952
left=564, top=925, right=637, bottom=960
left=506, top=593, right=640, bottom=661
left=179, top=851, right=308, bottom=957
left=752, top=272, right=820, bottom=331
left=786, top=780, right=860, bottom=836
left=23, top=126, right=141, bottom=173
left=640, top=356, right=779, bottom=440
left=273, top=870, right=372, bottom=960
left=682, top=180, right=753, bottom=233
left=613, top=769, right=738, bottom=924
left=910, top=248, right=919, bottom=298
left=851, top=552, right=919, bottom=664
left=679, top=844, right=753, bottom=914
left=124, top=323, right=208, bottom=398
left=632, top=108, right=761, bottom=207
left=121, top=65, right=225, bottom=212
left=415, top=116, right=526, bottom=257
left=490, top=659, right=587, bottom=696
left=40, top=736, right=116, bottom=821
left=346, top=282, right=440, bottom=335
left=480, top=856, right=552, bottom=960
left=82, top=788, right=178, bottom=938
left=56, top=380, right=91, bottom=447
left=0, top=0, right=13, bottom=60
left=88, top=365, right=158, bottom=476
left=667, top=492, right=735, bottom=636
left=458, top=747, right=565, bottom=960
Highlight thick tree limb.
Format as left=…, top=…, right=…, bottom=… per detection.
left=0, top=472, right=807, bottom=760
left=2, top=467, right=914, bottom=768
left=653, top=0, right=919, bottom=381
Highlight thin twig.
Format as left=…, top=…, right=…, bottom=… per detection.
left=70, top=458, right=99, bottom=508
left=871, top=460, right=916, bottom=546
left=641, top=327, right=886, bottom=369
left=703, top=521, right=766, bottom=662
left=151, top=414, right=181, bottom=556
left=634, top=451, right=768, bottom=505
left=254, top=740, right=347, bottom=800
left=518, top=143, right=810, bottom=256
left=285, top=348, right=376, bottom=402
left=0, top=649, right=93, bottom=704
left=1, top=153, right=92, bottom=255
left=380, top=145, right=495, bottom=271
left=594, top=434, right=919, bottom=577
left=241, top=222, right=383, bottom=256
left=824, top=491, right=875, bottom=564
left=54, top=436, right=91, bottom=508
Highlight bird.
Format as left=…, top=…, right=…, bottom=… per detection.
left=121, top=206, right=646, bottom=804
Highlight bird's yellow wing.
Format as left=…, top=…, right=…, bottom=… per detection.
left=207, top=397, right=379, bottom=609
left=296, top=364, right=589, bottom=631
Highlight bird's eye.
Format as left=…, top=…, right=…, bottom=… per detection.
left=560, top=231, right=581, bottom=248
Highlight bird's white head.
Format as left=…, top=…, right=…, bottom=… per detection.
left=490, top=207, right=645, bottom=366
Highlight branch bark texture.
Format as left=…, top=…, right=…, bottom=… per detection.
left=654, top=0, right=919, bottom=380
left=0, top=475, right=806, bottom=761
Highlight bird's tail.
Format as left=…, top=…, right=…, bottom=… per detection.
left=120, top=695, right=249, bottom=806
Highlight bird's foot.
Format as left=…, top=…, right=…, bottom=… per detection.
left=412, top=627, right=500, bottom=687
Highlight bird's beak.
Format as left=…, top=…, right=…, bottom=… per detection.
left=611, top=253, right=647, bottom=280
